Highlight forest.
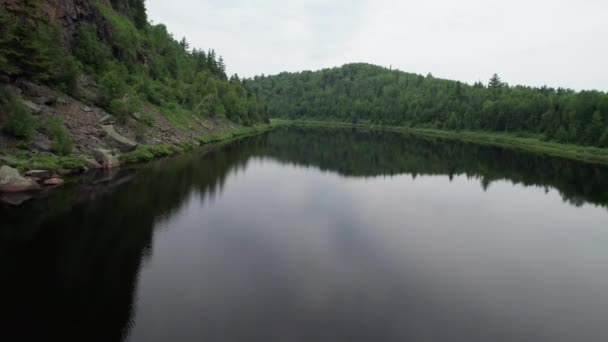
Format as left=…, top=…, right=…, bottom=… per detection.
left=0, top=0, right=268, bottom=133
left=247, top=63, right=608, bottom=147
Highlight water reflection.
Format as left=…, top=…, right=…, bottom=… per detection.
left=1, top=127, right=608, bottom=342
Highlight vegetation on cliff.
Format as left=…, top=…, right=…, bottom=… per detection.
left=0, top=0, right=268, bottom=143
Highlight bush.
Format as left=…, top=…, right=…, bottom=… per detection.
left=0, top=87, right=37, bottom=139
left=48, top=116, right=73, bottom=156
left=73, top=24, right=112, bottom=74
left=134, top=112, right=156, bottom=141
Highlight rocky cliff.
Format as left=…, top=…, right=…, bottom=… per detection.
left=0, top=0, right=122, bottom=47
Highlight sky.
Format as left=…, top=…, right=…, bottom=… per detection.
left=146, top=0, right=608, bottom=90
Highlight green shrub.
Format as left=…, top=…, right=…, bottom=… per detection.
left=120, top=144, right=175, bottom=164
left=73, top=24, right=112, bottom=74
left=134, top=112, right=155, bottom=141
left=0, top=87, right=37, bottom=139
left=11, top=153, right=85, bottom=173
left=97, top=3, right=141, bottom=66
left=48, top=116, right=73, bottom=156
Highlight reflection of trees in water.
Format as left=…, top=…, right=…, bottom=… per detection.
left=260, top=126, right=608, bottom=208
left=0, top=127, right=606, bottom=341
left=0, top=140, right=262, bottom=342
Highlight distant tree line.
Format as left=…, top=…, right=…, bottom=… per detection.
left=247, top=63, right=608, bottom=147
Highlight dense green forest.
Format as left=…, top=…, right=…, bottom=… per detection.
left=248, top=63, right=608, bottom=147
left=0, top=0, right=268, bottom=128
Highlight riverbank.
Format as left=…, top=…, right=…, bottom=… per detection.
left=0, top=124, right=271, bottom=204
left=0, top=124, right=271, bottom=174
left=271, top=119, right=608, bottom=165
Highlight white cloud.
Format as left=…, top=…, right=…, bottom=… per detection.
left=146, top=0, right=608, bottom=90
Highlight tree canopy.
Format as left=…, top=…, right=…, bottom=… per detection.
left=247, top=63, right=608, bottom=147
left=0, top=0, right=268, bottom=126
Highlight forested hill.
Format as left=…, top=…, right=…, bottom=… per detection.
left=0, top=0, right=268, bottom=127
left=247, top=63, right=608, bottom=147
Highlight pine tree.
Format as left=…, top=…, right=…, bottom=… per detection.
left=488, top=73, right=502, bottom=88
left=179, top=37, right=190, bottom=51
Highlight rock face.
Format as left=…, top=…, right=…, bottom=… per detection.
left=0, top=166, right=41, bottom=193
left=102, top=125, right=137, bottom=152
left=92, top=149, right=120, bottom=169
left=0, top=0, right=130, bottom=48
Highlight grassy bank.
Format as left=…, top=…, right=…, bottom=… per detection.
left=271, top=119, right=608, bottom=165
left=119, top=124, right=272, bottom=165
left=0, top=125, right=271, bottom=173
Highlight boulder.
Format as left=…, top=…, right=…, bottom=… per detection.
left=25, top=170, right=54, bottom=180
left=81, top=106, right=94, bottom=112
left=21, top=100, right=43, bottom=114
left=43, top=178, right=64, bottom=186
left=92, top=149, right=120, bottom=169
left=99, top=114, right=115, bottom=125
left=101, top=125, right=137, bottom=152
left=84, top=158, right=103, bottom=170
left=131, top=112, right=143, bottom=120
left=0, top=166, right=41, bottom=193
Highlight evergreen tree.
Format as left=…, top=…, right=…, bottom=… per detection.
left=488, top=73, right=502, bottom=88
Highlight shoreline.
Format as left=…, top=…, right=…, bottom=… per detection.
left=271, top=119, right=608, bottom=165
left=0, top=125, right=271, bottom=203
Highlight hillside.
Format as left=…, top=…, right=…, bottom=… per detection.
left=248, top=63, right=608, bottom=147
left=0, top=0, right=268, bottom=173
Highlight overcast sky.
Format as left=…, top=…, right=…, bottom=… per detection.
left=146, top=0, right=607, bottom=90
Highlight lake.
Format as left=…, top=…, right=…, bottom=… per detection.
left=2, top=126, right=608, bottom=342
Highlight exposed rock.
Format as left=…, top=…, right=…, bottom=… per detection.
left=92, top=149, right=120, bottom=169
left=43, top=178, right=64, bottom=186
left=0, top=165, right=41, bottom=193
left=30, top=134, right=52, bottom=153
left=102, top=125, right=137, bottom=152
left=25, top=170, right=54, bottom=180
left=99, top=114, right=115, bottom=125
left=82, top=106, right=93, bottom=112
left=57, top=97, right=70, bottom=106
left=22, top=100, right=43, bottom=114
left=84, top=158, right=103, bottom=170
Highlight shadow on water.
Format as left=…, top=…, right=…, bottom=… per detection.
left=0, top=126, right=607, bottom=341
left=0, top=140, right=258, bottom=342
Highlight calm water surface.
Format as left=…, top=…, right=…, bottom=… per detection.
left=2, top=126, right=608, bottom=342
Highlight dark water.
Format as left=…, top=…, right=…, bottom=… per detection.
left=2, top=126, right=608, bottom=342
